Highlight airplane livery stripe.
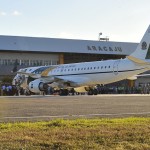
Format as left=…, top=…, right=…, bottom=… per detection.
left=53, top=67, right=146, bottom=77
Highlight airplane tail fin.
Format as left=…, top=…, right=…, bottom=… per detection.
left=128, top=25, right=150, bottom=60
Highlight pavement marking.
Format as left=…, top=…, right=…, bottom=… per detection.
left=96, top=94, right=150, bottom=97
left=1, top=112, right=150, bottom=120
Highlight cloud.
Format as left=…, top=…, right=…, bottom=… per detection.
left=0, top=10, right=22, bottom=17
left=0, top=11, right=7, bottom=16
left=12, top=10, right=22, bottom=16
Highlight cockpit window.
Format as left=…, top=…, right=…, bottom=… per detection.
left=32, top=66, right=50, bottom=74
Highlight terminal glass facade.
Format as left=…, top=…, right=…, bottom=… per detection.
left=64, top=53, right=125, bottom=64
left=0, top=52, right=59, bottom=67
left=0, top=59, right=58, bottom=66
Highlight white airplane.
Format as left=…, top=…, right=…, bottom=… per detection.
left=26, top=25, right=150, bottom=95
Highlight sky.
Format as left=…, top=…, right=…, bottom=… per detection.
left=0, top=0, right=150, bottom=42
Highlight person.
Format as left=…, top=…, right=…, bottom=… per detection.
left=2, top=84, right=6, bottom=96
left=8, top=85, right=12, bottom=95
left=6, top=85, right=10, bottom=96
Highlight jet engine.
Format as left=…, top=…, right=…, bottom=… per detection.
left=29, top=79, right=48, bottom=93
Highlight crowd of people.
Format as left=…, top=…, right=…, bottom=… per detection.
left=0, top=84, right=24, bottom=96
left=96, top=85, right=150, bottom=94
left=1, top=83, right=150, bottom=96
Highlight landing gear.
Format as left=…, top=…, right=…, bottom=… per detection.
left=93, top=89, right=98, bottom=95
left=88, top=89, right=93, bottom=95
left=59, top=89, right=69, bottom=96
left=70, top=88, right=75, bottom=95
left=58, top=87, right=98, bottom=96
left=87, top=88, right=98, bottom=95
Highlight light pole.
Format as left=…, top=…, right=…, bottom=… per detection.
left=99, top=32, right=102, bottom=41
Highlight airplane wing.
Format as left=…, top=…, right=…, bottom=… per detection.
left=127, top=73, right=150, bottom=80
left=136, top=74, right=150, bottom=77
left=51, top=76, right=90, bottom=87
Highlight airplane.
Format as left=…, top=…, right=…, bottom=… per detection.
left=18, top=25, right=150, bottom=95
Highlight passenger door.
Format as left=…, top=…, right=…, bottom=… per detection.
left=113, top=60, right=120, bottom=75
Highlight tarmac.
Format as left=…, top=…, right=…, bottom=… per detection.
left=0, top=94, right=150, bottom=122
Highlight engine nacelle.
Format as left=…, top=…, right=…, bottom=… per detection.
left=29, top=79, right=48, bottom=93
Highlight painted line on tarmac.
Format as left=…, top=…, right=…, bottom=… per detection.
left=96, top=94, right=150, bottom=97
left=1, top=112, right=150, bottom=120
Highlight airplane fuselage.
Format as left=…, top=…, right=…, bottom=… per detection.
left=47, top=58, right=148, bottom=87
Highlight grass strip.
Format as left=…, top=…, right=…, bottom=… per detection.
left=0, top=117, right=150, bottom=150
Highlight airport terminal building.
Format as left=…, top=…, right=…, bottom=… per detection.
left=0, top=35, right=138, bottom=74
left=1, top=35, right=148, bottom=87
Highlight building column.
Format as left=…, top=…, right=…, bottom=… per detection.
left=59, top=53, right=64, bottom=64
left=128, top=80, right=135, bottom=87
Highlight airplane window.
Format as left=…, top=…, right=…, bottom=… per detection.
left=61, top=69, right=63, bottom=72
left=81, top=68, right=83, bottom=70
left=87, top=67, right=89, bottom=70
left=71, top=69, right=73, bottom=71
left=94, top=67, right=96, bottom=69
left=105, top=66, right=107, bottom=68
left=109, top=66, right=110, bottom=68
left=68, top=69, right=70, bottom=71
left=101, top=66, right=103, bottom=69
left=97, top=67, right=99, bottom=69
left=32, top=66, right=50, bottom=74
left=84, top=68, right=86, bottom=70
left=90, top=67, right=92, bottom=69
left=78, top=68, right=80, bottom=70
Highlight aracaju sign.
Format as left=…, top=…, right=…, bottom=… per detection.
left=87, top=45, right=122, bottom=52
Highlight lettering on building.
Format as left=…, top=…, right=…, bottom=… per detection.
left=87, top=45, right=122, bottom=52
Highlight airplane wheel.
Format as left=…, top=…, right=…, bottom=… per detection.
left=59, top=89, right=63, bottom=96
left=93, top=89, right=98, bottom=95
left=64, top=89, right=69, bottom=96
left=88, top=90, right=93, bottom=95
left=70, top=88, right=75, bottom=95
left=59, top=89, right=69, bottom=96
